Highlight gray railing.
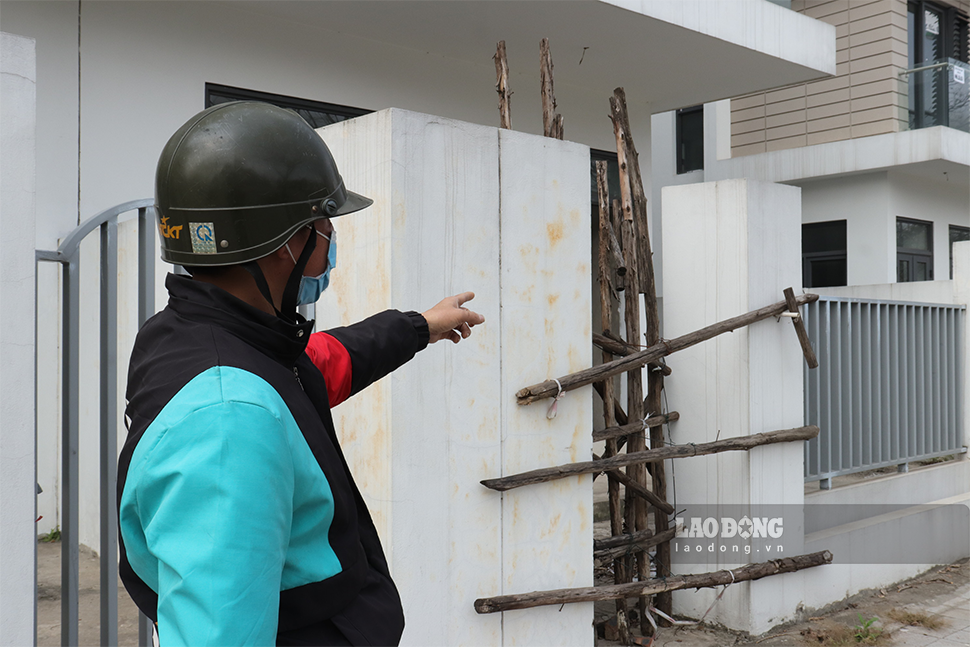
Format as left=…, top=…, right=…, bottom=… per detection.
left=803, top=296, right=967, bottom=488
left=36, top=199, right=156, bottom=647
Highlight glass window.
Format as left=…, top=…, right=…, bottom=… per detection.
left=897, top=218, right=932, bottom=250
left=897, top=217, right=934, bottom=282
left=802, top=221, right=847, bottom=288
left=676, top=106, right=704, bottom=174
left=951, top=225, right=970, bottom=278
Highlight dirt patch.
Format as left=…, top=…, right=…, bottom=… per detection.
left=595, top=559, right=969, bottom=646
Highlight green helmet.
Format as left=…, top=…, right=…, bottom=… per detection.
left=154, top=101, right=371, bottom=266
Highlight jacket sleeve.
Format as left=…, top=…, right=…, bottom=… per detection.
left=315, top=310, right=429, bottom=400
left=131, top=400, right=294, bottom=647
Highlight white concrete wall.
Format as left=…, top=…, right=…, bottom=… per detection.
left=0, top=30, right=38, bottom=647
left=317, top=109, right=593, bottom=646
left=662, top=179, right=806, bottom=634
left=798, top=172, right=893, bottom=286
left=889, top=169, right=970, bottom=281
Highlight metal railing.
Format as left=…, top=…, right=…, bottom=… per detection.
left=36, top=199, right=156, bottom=646
left=900, top=58, right=970, bottom=133
left=803, top=296, right=966, bottom=489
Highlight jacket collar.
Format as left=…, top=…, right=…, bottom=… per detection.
left=165, top=273, right=314, bottom=366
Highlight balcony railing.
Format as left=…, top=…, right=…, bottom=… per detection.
left=901, top=58, right=970, bottom=133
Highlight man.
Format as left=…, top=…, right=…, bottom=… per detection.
left=118, top=101, right=484, bottom=646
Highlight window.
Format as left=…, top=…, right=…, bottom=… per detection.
left=676, top=106, right=704, bottom=174
left=802, top=221, right=847, bottom=288
left=897, top=217, right=934, bottom=282
left=205, top=83, right=371, bottom=128
left=589, top=149, right=621, bottom=207
left=907, top=2, right=970, bottom=129
left=951, top=225, right=970, bottom=278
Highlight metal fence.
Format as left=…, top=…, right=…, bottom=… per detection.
left=36, top=199, right=156, bottom=647
left=803, top=296, right=967, bottom=488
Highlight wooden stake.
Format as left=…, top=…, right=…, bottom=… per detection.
left=540, top=38, right=563, bottom=139
left=516, top=293, right=820, bottom=405
left=596, top=159, right=628, bottom=643
left=481, top=426, right=820, bottom=491
left=613, top=86, right=670, bottom=622
left=784, top=287, right=818, bottom=369
left=493, top=41, right=512, bottom=129
left=610, top=87, right=650, bottom=618
left=474, top=551, right=833, bottom=613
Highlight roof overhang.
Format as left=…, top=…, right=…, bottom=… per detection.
left=710, top=127, right=970, bottom=187
left=236, top=0, right=836, bottom=113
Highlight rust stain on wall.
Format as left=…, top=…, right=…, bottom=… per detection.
left=546, top=221, right=564, bottom=247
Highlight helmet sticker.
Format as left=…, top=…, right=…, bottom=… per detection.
left=189, top=222, right=217, bottom=254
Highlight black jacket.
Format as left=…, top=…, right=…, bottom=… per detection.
left=118, top=274, right=428, bottom=645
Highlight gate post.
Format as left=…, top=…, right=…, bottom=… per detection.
left=0, top=31, right=38, bottom=647
left=661, top=179, right=806, bottom=634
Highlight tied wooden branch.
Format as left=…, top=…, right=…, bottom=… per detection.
left=481, top=426, right=819, bottom=491
left=516, top=293, right=820, bottom=405
left=597, top=158, right=629, bottom=643
left=593, top=413, right=680, bottom=443
left=474, top=551, right=833, bottom=613
left=493, top=41, right=512, bottom=129
left=606, top=469, right=673, bottom=515
left=784, top=287, right=818, bottom=369
left=540, top=38, right=563, bottom=139
left=594, top=528, right=678, bottom=566
left=593, top=333, right=671, bottom=375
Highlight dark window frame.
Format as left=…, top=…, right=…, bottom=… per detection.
left=950, top=224, right=970, bottom=279
left=907, top=1, right=970, bottom=129
left=676, top=105, right=704, bottom=175
left=204, top=83, right=371, bottom=128
left=897, top=216, right=934, bottom=282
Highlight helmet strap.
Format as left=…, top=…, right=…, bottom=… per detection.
left=241, top=225, right=316, bottom=324
left=242, top=261, right=283, bottom=318
left=280, top=225, right=317, bottom=321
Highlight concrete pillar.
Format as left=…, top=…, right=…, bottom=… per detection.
left=317, top=109, right=593, bottom=646
left=0, top=30, right=38, bottom=647
left=661, top=179, right=805, bottom=634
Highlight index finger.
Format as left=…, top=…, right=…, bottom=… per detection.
left=455, top=292, right=476, bottom=307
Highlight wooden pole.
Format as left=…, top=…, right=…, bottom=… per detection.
left=595, top=160, right=629, bottom=644
left=493, top=41, right=512, bottom=129
left=784, top=287, right=818, bottom=369
left=474, top=551, right=833, bottom=613
left=613, top=85, right=670, bottom=623
left=516, top=293, right=820, bottom=405
left=540, top=38, right=563, bottom=139
left=481, top=426, right=820, bottom=491
left=610, top=88, right=650, bottom=620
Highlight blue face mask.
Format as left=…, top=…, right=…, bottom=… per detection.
left=287, top=228, right=336, bottom=306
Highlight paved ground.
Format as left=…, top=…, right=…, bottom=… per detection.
left=37, top=540, right=140, bottom=647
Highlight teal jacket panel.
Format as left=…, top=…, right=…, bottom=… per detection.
left=120, top=366, right=342, bottom=647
